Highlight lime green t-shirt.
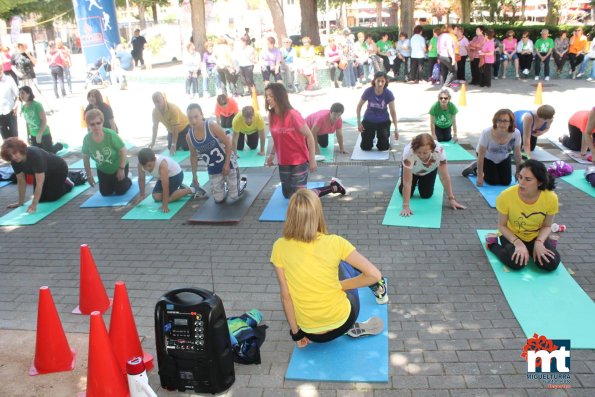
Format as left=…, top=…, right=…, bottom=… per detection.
left=21, top=101, right=50, bottom=137
left=81, top=128, right=127, bottom=174
left=232, top=112, right=265, bottom=135
left=429, top=101, right=458, bottom=129
left=428, top=37, right=438, bottom=57
left=535, top=37, right=555, bottom=54
left=376, top=39, right=394, bottom=54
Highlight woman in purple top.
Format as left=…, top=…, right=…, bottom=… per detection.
left=479, top=30, right=495, bottom=88
left=261, top=37, right=282, bottom=86
left=201, top=41, right=218, bottom=97
left=355, top=71, right=399, bottom=151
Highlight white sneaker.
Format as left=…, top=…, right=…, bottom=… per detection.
left=523, top=69, right=529, bottom=75
left=545, top=76, right=550, bottom=81
left=534, top=76, right=539, bottom=81
left=587, top=77, right=594, bottom=82
left=577, top=72, right=584, bottom=78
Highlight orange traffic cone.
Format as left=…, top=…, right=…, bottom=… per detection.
left=109, top=281, right=154, bottom=374
left=85, top=311, right=129, bottom=397
left=29, top=286, right=76, bottom=376
left=251, top=86, right=259, bottom=112
left=458, top=83, right=467, bottom=106
left=72, top=244, right=111, bottom=315
left=81, top=106, right=87, bottom=129
left=534, top=82, right=543, bottom=105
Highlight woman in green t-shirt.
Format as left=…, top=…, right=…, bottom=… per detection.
left=429, top=89, right=458, bottom=142
left=19, top=86, right=62, bottom=154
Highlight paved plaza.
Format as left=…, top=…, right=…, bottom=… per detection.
left=0, top=58, right=594, bottom=396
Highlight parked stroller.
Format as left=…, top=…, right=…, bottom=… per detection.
left=84, top=57, right=112, bottom=89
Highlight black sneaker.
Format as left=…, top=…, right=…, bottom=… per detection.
left=330, top=177, right=346, bottom=195
left=346, top=316, right=384, bottom=337
left=461, top=161, right=477, bottom=177
left=369, top=277, right=389, bottom=304
left=53, top=143, right=64, bottom=153
left=239, top=176, right=248, bottom=195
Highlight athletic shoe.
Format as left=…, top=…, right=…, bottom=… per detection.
left=534, top=76, right=539, bottom=81
left=239, top=176, right=248, bottom=195
left=190, top=183, right=208, bottom=198
left=588, top=78, right=594, bottom=82
left=330, top=177, right=346, bottom=195
left=493, top=76, right=498, bottom=80
left=545, top=76, right=550, bottom=81
left=346, top=316, right=384, bottom=337
left=502, top=75, right=506, bottom=79
left=65, top=177, right=75, bottom=188
left=369, top=277, right=388, bottom=304
left=53, top=143, right=64, bottom=153
left=577, top=72, right=584, bottom=78
left=522, top=69, right=529, bottom=75
left=461, top=161, right=477, bottom=177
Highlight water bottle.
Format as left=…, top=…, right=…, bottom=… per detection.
left=551, top=223, right=566, bottom=233
left=127, top=357, right=158, bottom=397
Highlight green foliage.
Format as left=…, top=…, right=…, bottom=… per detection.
left=147, top=33, right=166, bottom=54
left=1, top=0, right=74, bottom=23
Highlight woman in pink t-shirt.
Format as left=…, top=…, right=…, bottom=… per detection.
left=265, top=83, right=346, bottom=198
left=479, top=30, right=495, bottom=88
left=501, top=30, right=519, bottom=79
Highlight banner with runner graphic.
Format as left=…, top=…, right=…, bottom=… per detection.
left=72, top=0, right=119, bottom=67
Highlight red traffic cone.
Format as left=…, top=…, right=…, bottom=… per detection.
left=109, top=281, right=154, bottom=374
left=85, top=311, right=129, bottom=397
left=73, top=244, right=111, bottom=315
left=29, top=286, right=76, bottom=376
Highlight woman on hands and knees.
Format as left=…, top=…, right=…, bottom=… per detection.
left=487, top=160, right=560, bottom=271
left=272, top=189, right=388, bottom=348
left=399, top=133, right=466, bottom=216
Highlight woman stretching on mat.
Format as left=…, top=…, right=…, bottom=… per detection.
left=18, top=86, right=63, bottom=153
left=1, top=137, right=73, bottom=213
left=272, top=189, right=388, bottom=347
left=356, top=71, right=398, bottom=151
left=399, top=133, right=466, bottom=217
left=264, top=83, right=346, bottom=198
left=559, top=109, right=595, bottom=159
left=83, top=109, right=132, bottom=196
left=487, top=160, right=560, bottom=271
left=462, top=109, right=522, bottom=186
left=513, top=105, right=555, bottom=159
left=429, top=88, right=458, bottom=142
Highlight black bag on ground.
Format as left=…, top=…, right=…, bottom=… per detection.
left=68, top=170, right=87, bottom=186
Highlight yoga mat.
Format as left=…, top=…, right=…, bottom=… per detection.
left=441, top=141, right=475, bottom=161
left=259, top=182, right=325, bottom=222
left=56, top=143, right=76, bottom=157
left=467, top=176, right=516, bottom=208
left=236, top=140, right=268, bottom=168
left=188, top=172, right=272, bottom=224
left=351, top=135, right=390, bottom=161
left=80, top=176, right=152, bottom=208
left=561, top=172, right=595, bottom=198
left=382, top=178, right=444, bottom=228
left=530, top=147, right=559, bottom=162
left=548, top=137, right=592, bottom=164
left=477, top=230, right=595, bottom=349
left=319, top=133, right=335, bottom=162
left=343, top=117, right=358, bottom=126
left=285, top=284, right=389, bottom=382
left=69, top=142, right=134, bottom=169
left=160, top=149, right=191, bottom=164
left=121, top=172, right=208, bottom=220
left=0, top=181, right=11, bottom=188
left=0, top=184, right=90, bottom=226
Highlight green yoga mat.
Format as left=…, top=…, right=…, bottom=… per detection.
left=0, top=184, right=90, bottom=226
left=318, top=134, right=335, bottom=162
left=121, top=172, right=208, bottom=220
left=236, top=140, right=268, bottom=168
left=477, top=230, right=595, bottom=348
left=441, top=141, right=475, bottom=161
left=382, top=178, right=444, bottom=228
left=160, top=149, right=191, bottom=164
left=561, top=172, right=594, bottom=198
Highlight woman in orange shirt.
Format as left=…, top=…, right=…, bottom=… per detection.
left=568, top=27, right=587, bottom=78
left=214, top=94, right=238, bottom=129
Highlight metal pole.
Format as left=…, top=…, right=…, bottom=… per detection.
left=125, top=0, right=132, bottom=41
left=325, top=0, right=330, bottom=35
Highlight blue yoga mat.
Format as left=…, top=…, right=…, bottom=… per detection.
left=477, top=230, right=595, bottom=349
left=80, top=176, right=152, bottom=208
left=0, top=181, right=11, bottom=188
left=285, top=284, right=389, bottom=382
left=259, top=182, right=325, bottom=222
left=467, top=176, right=516, bottom=208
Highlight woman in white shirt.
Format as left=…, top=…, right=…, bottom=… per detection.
left=517, top=31, right=534, bottom=77
left=409, top=25, right=427, bottom=84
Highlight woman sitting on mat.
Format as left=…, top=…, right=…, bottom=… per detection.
left=399, top=133, right=466, bottom=217
left=462, top=109, right=522, bottom=186
left=264, top=83, right=346, bottom=198
left=18, top=86, right=63, bottom=153
left=559, top=109, right=595, bottom=157
left=513, top=105, right=555, bottom=159
left=272, top=189, right=388, bottom=347
left=82, top=109, right=132, bottom=196
left=85, top=89, right=118, bottom=132
left=356, top=71, right=399, bottom=151
left=429, top=88, right=458, bottom=142
left=1, top=137, right=73, bottom=213
left=487, top=160, right=560, bottom=272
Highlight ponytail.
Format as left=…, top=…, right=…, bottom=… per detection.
left=519, top=159, right=556, bottom=191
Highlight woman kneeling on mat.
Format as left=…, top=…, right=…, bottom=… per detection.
left=83, top=109, right=132, bottom=196
left=265, top=83, right=346, bottom=198
left=399, top=133, right=466, bottom=216
left=462, top=109, right=522, bottom=186
left=272, top=189, right=388, bottom=347
left=488, top=160, right=560, bottom=271
left=356, top=71, right=399, bottom=151
left=559, top=109, right=595, bottom=158
left=513, top=105, right=555, bottom=159
left=429, top=88, right=458, bottom=142
left=1, top=137, right=73, bottom=213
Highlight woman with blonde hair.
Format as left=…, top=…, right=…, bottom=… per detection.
left=271, top=189, right=388, bottom=347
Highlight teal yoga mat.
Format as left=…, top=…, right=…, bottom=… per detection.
left=121, top=172, right=208, bottom=220
left=382, top=178, right=444, bottom=228
left=70, top=142, right=134, bottom=169
left=441, top=141, right=475, bottom=161
left=561, top=172, right=595, bottom=198
left=318, top=133, right=335, bottom=162
left=160, top=149, right=191, bottom=164
left=285, top=283, right=389, bottom=382
left=236, top=140, right=268, bottom=168
left=0, top=184, right=90, bottom=226
left=477, top=230, right=595, bottom=349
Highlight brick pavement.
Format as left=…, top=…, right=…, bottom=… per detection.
left=0, top=67, right=594, bottom=396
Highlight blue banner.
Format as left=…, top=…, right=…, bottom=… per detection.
left=73, top=0, right=120, bottom=66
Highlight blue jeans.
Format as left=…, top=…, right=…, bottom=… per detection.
left=342, top=61, right=356, bottom=87
left=202, top=68, right=219, bottom=96
left=578, top=55, right=594, bottom=78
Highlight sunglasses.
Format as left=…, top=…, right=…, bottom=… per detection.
left=439, top=97, right=449, bottom=100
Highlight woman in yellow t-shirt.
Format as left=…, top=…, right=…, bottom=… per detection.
left=488, top=160, right=560, bottom=271
left=271, top=189, right=387, bottom=348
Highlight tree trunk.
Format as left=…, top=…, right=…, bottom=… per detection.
left=151, top=4, right=158, bottom=25
left=189, top=0, right=207, bottom=55
left=545, top=0, right=560, bottom=25
left=460, top=0, right=472, bottom=23
left=46, top=24, right=56, bottom=41
left=375, top=0, right=382, bottom=27
left=338, top=0, right=344, bottom=29
left=400, top=0, right=414, bottom=36
left=300, top=0, right=320, bottom=45
left=265, top=0, right=288, bottom=45
left=139, top=3, right=147, bottom=30
left=521, top=0, right=526, bottom=20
